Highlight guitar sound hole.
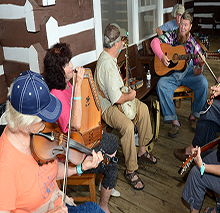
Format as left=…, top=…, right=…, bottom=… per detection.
left=172, top=53, right=179, bottom=63
left=168, top=53, right=178, bottom=68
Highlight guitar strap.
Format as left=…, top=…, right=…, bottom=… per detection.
left=95, top=68, right=110, bottom=102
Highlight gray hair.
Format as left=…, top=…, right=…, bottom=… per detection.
left=5, top=84, right=42, bottom=133
left=103, top=35, right=121, bottom=49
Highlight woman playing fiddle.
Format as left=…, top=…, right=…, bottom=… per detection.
left=42, top=43, right=119, bottom=213
left=0, top=70, right=104, bottom=213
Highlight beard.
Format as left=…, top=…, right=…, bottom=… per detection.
left=177, top=29, right=190, bottom=44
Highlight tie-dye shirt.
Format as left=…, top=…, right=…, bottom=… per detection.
left=158, top=29, right=201, bottom=66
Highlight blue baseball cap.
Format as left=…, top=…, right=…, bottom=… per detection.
left=8, top=70, right=62, bottom=123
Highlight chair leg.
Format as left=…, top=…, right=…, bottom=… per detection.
left=89, top=178, right=97, bottom=202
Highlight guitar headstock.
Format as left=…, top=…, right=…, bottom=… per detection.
left=178, top=155, right=194, bottom=175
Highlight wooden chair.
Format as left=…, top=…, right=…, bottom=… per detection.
left=173, top=86, right=194, bottom=109
left=58, top=173, right=97, bottom=203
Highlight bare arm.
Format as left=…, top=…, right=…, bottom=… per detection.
left=193, top=54, right=206, bottom=76
left=47, top=206, right=68, bottom=213
left=115, top=88, right=136, bottom=104
left=71, top=67, right=85, bottom=130
left=194, top=147, right=220, bottom=176
left=56, top=150, right=103, bottom=180
left=156, top=27, right=163, bottom=36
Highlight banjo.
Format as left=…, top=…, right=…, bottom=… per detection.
left=118, top=37, right=136, bottom=120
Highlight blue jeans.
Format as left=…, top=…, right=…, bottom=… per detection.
left=156, top=60, right=208, bottom=123
left=67, top=202, right=105, bottom=213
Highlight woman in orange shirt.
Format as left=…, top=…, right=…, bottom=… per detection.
left=0, top=70, right=104, bottom=213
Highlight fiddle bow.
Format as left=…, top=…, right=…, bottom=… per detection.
left=191, top=39, right=220, bottom=108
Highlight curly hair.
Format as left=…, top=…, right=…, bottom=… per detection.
left=42, top=43, right=72, bottom=91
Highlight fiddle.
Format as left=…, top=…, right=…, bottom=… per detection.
left=31, top=122, right=109, bottom=166
left=207, top=82, right=220, bottom=106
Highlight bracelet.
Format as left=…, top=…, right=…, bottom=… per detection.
left=198, top=65, right=203, bottom=69
left=76, top=164, right=83, bottom=175
left=200, top=162, right=205, bottom=176
left=74, top=96, right=82, bottom=100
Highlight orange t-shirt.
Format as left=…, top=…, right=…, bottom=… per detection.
left=0, top=127, right=62, bottom=212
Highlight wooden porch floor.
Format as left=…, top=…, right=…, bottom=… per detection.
left=68, top=35, right=220, bottom=213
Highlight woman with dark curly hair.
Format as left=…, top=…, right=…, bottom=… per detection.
left=43, top=43, right=119, bottom=213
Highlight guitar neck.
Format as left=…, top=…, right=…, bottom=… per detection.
left=179, top=52, right=220, bottom=61
left=178, top=136, right=220, bottom=175
left=179, top=53, right=198, bottom=61
left=201, top=136, right=220, bottom=153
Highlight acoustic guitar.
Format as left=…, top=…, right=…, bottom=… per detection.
left=154, top=43, right=220, bottom=76
left=178, top=136, right=220, bottom=175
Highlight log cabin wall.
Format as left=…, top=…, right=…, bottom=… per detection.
left=0, top=0, right=102, bottom=104
left=184, top=0, right=220, bottom=35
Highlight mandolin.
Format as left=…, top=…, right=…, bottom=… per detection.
left=154, top=43, right=220, bottom=76
left=178, top=136, right=220, bottom=175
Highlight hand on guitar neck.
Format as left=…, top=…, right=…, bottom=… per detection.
left=191, top=146, right=203, bottom=170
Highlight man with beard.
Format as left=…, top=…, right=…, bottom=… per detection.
left=151, top=11, right=208, bottom=138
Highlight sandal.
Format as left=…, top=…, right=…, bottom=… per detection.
left=137, top=151, right=157, bottom=164
left=124, top=169, right=145, bottom=190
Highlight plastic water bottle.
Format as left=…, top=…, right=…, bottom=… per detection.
left=146, top=70, right=151, bottom=88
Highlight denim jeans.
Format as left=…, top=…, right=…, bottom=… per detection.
left=67, top=202, right=105, bottom=213
left=192, top=99, right=220, bottom=148
left=156, top=60, right=208, bottom=123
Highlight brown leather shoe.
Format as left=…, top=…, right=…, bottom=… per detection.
left=168, top=124, right=181, bottom=138
left=188, top=116, right=198, bottom=132
left=174, top=148, right=189, bottom=161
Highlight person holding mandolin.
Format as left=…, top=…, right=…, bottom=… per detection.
left=95, top=23, right=157, bottom=191
left=0, top=70, right=105, bottom=213
left=151, top=11, right=208, bottom=138
left=42, top=42, right=119, bottom=213
left=182, top=145, right=220, bottom=213
left=174, top=76, right=220, bottom=161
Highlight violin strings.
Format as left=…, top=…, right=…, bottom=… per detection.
left=53, top=133, right=92, bottom=154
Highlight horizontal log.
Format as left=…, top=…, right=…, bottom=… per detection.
left=163, top=0, right=177, bottom=9
left=3, top=60, right=29, bottom=86
left=60, top=29, right=96, bottom=58
left=0, top=1, right=25, bottom=6
left=0, top=75, right=8, bottom=104
left=194, top=6, right=220, bottom=14
left=0, top=19, right=47, bottom=48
